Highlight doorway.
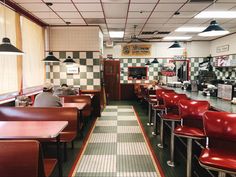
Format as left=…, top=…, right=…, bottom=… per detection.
left=103, top=60, right=120, bottom=101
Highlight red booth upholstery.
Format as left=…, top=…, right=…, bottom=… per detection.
left=161, top=93, right=188, bottom=167
left=0, top=140, right=57, bottom=177
left=199, top=111, right=236, bottom=176
left=174, top=99, right=210, bottom=177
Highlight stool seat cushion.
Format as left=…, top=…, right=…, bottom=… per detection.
left=162, top=113, right=181, bottom=121
left=174, top=126, right=205, bottom=138
left=149, top=98, right=157, bottom=104
left=153, top=105, right=166, bottom=110
left=199, top=148, right=236, bottom=173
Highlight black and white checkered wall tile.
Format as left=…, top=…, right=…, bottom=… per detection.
left=119, top=58, right=167, bottom=84
left=45, top=51, right=101, bottom=90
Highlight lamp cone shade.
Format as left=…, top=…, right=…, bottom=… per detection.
left=145, top=60, right=151, bottom=65
left=63, top=56, right=76, bottom=63
left=0, top=37, right=24, bottom=55
left=168, top=41, right=183, bottom=49
left=198, top=20, right=229, bottom=37
left=43, top=52, right=60, bottom=62
left=151, top=58, right=159, bottom=64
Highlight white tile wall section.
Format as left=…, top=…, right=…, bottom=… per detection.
left=50, top=26, right=101, bottom=51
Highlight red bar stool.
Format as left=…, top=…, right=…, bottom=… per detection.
left=174, top=100, right=210, bottom=177
left=199, top=111, right=236, bottom=177
left=152, top=89, right=175, bottom=136
left=161, top=93, right=188, bottom=167
left=147, top=89, right=157, bottom=126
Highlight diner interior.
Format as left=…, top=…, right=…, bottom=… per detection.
left=1, top=0, right=236, bottom=177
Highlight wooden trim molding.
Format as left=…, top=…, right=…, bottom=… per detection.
left=15, top=13, right=23, bottom=95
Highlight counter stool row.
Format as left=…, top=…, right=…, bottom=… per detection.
left=144, top=87, right=236, bottom=177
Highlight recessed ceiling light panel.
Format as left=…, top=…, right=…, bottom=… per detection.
left=175, top=27, right=206, bottom=32
left=163, top=36, right=192, bottom=40
left=109, top=31, right=124, bottom=38
left=195, top=11, right=236, bottom=18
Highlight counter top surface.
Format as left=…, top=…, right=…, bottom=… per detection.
left=168, top=87, right=236, bottom=113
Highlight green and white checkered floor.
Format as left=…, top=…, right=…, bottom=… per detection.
left=72, top=105, right=162, bottom=177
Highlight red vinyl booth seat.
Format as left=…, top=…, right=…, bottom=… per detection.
left=0, top=140, right=57, bottom=177
left=63, top=95, right=92, bottom=119
left=174, top=99, right=210, bottom=138
left=199, top=111, right=236, bottom=173
left=0, top=107, right=78, bottom=143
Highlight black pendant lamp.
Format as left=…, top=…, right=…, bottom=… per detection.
left=151, top=58, right=159, bottom=64
left=0, top=1, right=23, bottom=55
left=63, top=56, right=76, bottom=64
left=145, top=60, right=151, bottom=65
left=43, top=51, right=60, bottom=62
left=198, top=20, right=229, bottom=37
left=168, top=41, right=184, bottom=49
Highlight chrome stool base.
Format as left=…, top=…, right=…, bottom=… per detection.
left=167, top=160, right=175, bottom=167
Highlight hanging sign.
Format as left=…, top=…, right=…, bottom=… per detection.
left=216, top=45, right=229, bottom=53
left=67, top=66, right=79, bottom=74
left=121, top=44, right=151, bottom=56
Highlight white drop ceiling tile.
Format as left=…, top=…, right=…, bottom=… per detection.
left=145, top=23, right=164, bottom=28
left=187, top=18, right=211, bottom=24
left=148, top=18, right=169, bottom=23
left=64, top=18, right=86, bottom=24
left=51, top=3, right=77, bottom=12
left=227, top=19, right=236, bottom=23
left=106, top=19, right=126, bottom=23
left=221, top=23, right=236, bottom=28
left=151, top=11, right=173, bottom=18
left=131, top=0, right=157, bottom=2
left=73, top=0, right=100, bottom=2
left=180, top=3, right=211, bottom=11
left=57, top=12, right=82, bottom=18
left=155, top=3, right=183, bottom=12
left=174, top=11, right=198, bottom=18
left=14, top=0, right=41, bottom=2
left=162, top=23, right=180, bottom=28
left=75, top=3, right=102, bottom=11
left=47, top=0, right=71, bottom=2
left=81, top=12, right=104, bottom=18
left=127, top=18, right=147, bottom=23
left=107, top=23, right=125, bottom=28
left=217, top=0, right=236, bottom=2
left=128, top=12, right=150, bottom=18
left=129, top=4, right=155, bottom=12
left=102, top=0, right=129, bottom=3
left=104, top=4, right=128, bottom=18
left=167, top=18, right=189, bottom=24
left=159, top=0, right=186, bottom=2
left=42, top=18, right=64, bottom=24
left=205, top=3, right=236, bottom=11
left=18, top=3, right=50, bottom=12
left=32, top=12, right=58, bottom=19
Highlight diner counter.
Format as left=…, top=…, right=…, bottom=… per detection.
left=167, top=87, right=236, bottom=113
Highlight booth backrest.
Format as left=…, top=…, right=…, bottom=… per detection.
left=0, top=140, right=47, bottom=177
left=63, top=95, right=91, bottom=106
left=0, top=107, right=77, bottom=132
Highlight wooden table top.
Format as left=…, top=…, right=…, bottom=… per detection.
left=0, top=121, right=68, bottom=139
left=62, top=102, right=87, bottom=110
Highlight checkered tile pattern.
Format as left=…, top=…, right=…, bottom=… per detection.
left=45, top=51, right=101, bottom=90
left=74, top=106, right=161, bottom=177
left=190, top=56, right=236, bottom=81
left=120, top=58, right=166, bottom=84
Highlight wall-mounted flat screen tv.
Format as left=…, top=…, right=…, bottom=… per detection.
left=128, top=67, right=148, bottom=80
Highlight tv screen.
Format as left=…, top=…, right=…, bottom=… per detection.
left=128, top=67, right=147, bottom=80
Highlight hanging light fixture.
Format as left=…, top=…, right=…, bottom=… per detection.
left=63, top=22, right=76, bottom=64
left=151, top=58, right=159, bottom=64
left=145, top=60, right=151, bottom=65
left=0, top=0, right=23, bottom=55
left=63, top=56, right=76, bottom=64
left=198, top=20, right=229, bottom=37
left=42, top=3, right=60, bottom=63
left=168, top=41, right=184, bottom=49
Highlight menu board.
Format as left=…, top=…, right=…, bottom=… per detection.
left=215, top=55, right=236, bottom=67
